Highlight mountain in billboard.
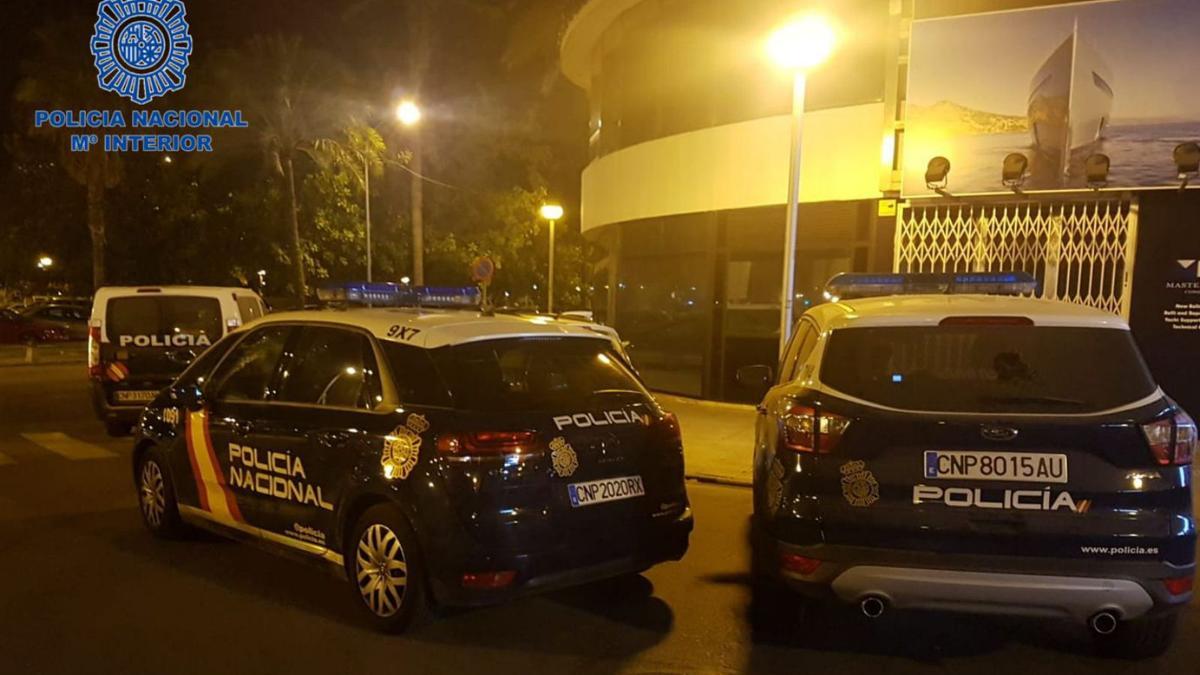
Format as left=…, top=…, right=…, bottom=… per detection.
left=907, top=101, right=1029, bottom=135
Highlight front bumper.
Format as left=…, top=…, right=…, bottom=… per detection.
left=756, top=528, right=1194, bottom=620
left=430, top=507, right=693, bottom=607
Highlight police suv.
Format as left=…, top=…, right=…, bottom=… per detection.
left=131, top=287, right=692, bottom=631
left=90, top=286, right=266, bottom=436
left=746, top=273, right=1195, bottom=658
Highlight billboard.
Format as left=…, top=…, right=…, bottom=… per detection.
left=903, top=0, right=1200, bottom=196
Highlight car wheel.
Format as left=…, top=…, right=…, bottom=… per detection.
left=347, top=504, right=430, bottom=633
left=137, top=448, right=185, bottom=538
left=106, top=420, right=132, bottom=437
left=1098, top=611, right=1179, bottom=659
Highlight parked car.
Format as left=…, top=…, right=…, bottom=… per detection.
left=0, top=308, right=69, bottom=345
left=21, top=303, right=90, bottom=341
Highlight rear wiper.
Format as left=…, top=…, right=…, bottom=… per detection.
left=978, top=394, right=1088, bottom=407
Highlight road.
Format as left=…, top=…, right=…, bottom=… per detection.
left=0, top=364, right=1196, bottom=674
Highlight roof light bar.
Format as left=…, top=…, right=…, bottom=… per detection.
left=318, top=283, right=482, bottom=308
left=825, top=272, right=1038, bottom=300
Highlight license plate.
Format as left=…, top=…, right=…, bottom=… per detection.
left=114, top=390, right=158, bottom=403
left=924, top=451, right=1068, bottom=483
left=568, top=475, right=645, bottom=508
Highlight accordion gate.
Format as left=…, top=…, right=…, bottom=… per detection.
left=894, top=199, right=1139, bottom=318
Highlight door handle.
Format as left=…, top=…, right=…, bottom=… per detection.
left=316, top=430, right=351, bottom=446
left=233, top=420, right=254, bottom=436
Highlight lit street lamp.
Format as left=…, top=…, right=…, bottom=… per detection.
left=766, top=14, right=837, bottom=357
left=396, top=99, right=425, bottom=285
left=36, top=256, right=54, bottom=270
left=539, top=203, right=564, bottom=313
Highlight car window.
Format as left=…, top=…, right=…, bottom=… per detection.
left=380, top=342, right=452, bottom=407
left=792, top=323, right=819, bottom=378
left=778, top=322, right=813, bottom=384
left=433, top=337, right=651, bottom=412
left=276, top=327, right=382, bottom=410
left=106, top=296, right=223, bottom=345
left=820, top=325, right=1158, bottom=413
left=236, top=296, right=265, bottom=323
left=208, top=326, right=293, bottom=402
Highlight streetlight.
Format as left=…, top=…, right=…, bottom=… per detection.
left=539, top=203, right=564, bottom=313
left=36, top=256, right=54, bottom=270
left=766, top=14, right=837, bottom=357
left=396, top=99, right=425, bottom=285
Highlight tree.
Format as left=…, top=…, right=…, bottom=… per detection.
left=209, top=35, right=348, bottom=300
left=15, top=20, right=125, bottom=290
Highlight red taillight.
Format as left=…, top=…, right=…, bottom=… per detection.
left=87, top=323, right=102, bottom=379
left=782, top=404, right=850, bottom=453
left=780, top=553, right=822, bottom=576
left=1164, top=576, right=1194, bottom=596
left=461, top=570, right=516, bottom=589
left=1142, top=412, right=1196, bottom=466
left=436, top=431, right=538, bottom=457
left=939, top=316, right=1034, bottom=326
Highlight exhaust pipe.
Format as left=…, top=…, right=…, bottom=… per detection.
left=860, top=595, right=887, bottom=619
left=1090, top=611, right=1119, bottom=636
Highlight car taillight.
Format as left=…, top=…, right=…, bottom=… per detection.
left=436, top=430, right=538, bottom=457
left=1142, top=411, right=1196, bottom=466
left=780, top=553, right=822, bottom=576
left=1164, top=576, right=1194, bottom=596
left=87, top=322, right=102, bottom=379
left=781, top=403, right=850, bottom=453
left=650, top=412, right=682, bottom=446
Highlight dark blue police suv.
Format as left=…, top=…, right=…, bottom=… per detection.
left=745, top=274, right=1195, bottom=658
left=131, top=289, right=692, bottom=632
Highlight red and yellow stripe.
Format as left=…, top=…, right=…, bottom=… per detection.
left=185, top=410, right=244, bottom=524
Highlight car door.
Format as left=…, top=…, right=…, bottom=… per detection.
left=185, top=324, right=295, bottom=533
left=254, top=325, right=392, bottom=554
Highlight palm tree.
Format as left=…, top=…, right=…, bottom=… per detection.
left=16, top=22, right=124, bottom=290
left=210, top=35, right=347, bottom=300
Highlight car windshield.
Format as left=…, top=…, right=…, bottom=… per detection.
left=820, top=325, right=1157, bottom=413
left=106, top=296, right=222, bottom=345
left=432, top=337, right=651, bottom=412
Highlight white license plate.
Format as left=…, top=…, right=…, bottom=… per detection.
left=924, top=451, right=1068, bottom=483
left=568, top=475, right=645, bottom=508
left=115, top=390, right=157, bottom=403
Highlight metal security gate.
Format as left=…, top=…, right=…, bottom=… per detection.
left=894, top=199, right=1139, bottom=318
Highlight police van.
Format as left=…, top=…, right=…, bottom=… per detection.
left=131, top=287, right=692, bottom=632
left=90, top=286, right=266, bottom=436
left=745, top=273, right=1195, bottom=658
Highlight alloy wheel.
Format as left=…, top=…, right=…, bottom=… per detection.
left=355, top=524, right=409, bottom=617
left=139, top=460, right=166, bottom=528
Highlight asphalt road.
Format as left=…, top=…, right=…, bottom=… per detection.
left=0, top=364, right=1196, bottom=674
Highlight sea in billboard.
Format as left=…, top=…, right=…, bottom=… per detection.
left=903, top=0, right=1200, bottom=196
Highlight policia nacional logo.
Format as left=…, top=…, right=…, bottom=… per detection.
left=91, top=0, right=193, bottom=105
left=549, top=437, right=579, bottom=478
left=840, top=460, right=880, bottom=507
left=381, top=414, right=429, bottom=481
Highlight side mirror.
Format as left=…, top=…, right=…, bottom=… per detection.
left=171, top=382, right=206, bottom=409
left=736, top=365, right=773, bottom=389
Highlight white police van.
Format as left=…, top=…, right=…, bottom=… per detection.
left=89, top=286, right=266, bottom=436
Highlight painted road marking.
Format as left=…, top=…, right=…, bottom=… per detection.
left=19, top=433, right=118, bottom=460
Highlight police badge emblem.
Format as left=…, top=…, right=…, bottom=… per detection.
left=840, top=460, right=880, bottom=507
left=90, top=0, right=193, bottom=105
left=548, top=437, right=579, bottom=478
left=381, top=414, right=428, bottom=481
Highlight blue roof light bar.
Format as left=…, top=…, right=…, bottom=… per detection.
left=825, top=272, right=1038, bottom=300
left=318, top=283, right=482, bottom=308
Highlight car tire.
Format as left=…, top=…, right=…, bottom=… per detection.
left=346, top=504, right=430, bottom=633
left=136, top=448, right=186, bottom=538
left=106, top=420, right=132, bottom=437
left=1099, top=611, right=1179, bottom=659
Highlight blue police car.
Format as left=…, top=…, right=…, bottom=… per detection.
left=132, top=286, right=692, bottom=632
left=744, top=273, right=1195, bottom=658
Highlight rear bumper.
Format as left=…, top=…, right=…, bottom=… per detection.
left=755, top=526, right=1194, bottom=620
left=89, top=381, right=145, bottom=424
left=831, top=565, right=1155, bottom=621
left=430, top=507, right=693, bottom=607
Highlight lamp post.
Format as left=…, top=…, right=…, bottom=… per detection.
left=539, top=203, right=564, bottom=313
left=36, top=256, right=54, bottom=271
left=396, top=100, right=424, bottom=285
left=766, top=14, right=837, bottom=357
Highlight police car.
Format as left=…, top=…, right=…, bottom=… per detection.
left=131, top=287, right=692, bottom=631
left=745, top=273, right=1195, bottom=658
left=90, top=286, right=267, bottom=436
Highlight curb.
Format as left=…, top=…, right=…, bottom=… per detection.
left=654, top=392, right=756, bottom=413
left=686, top=473, right=752, bottom=488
